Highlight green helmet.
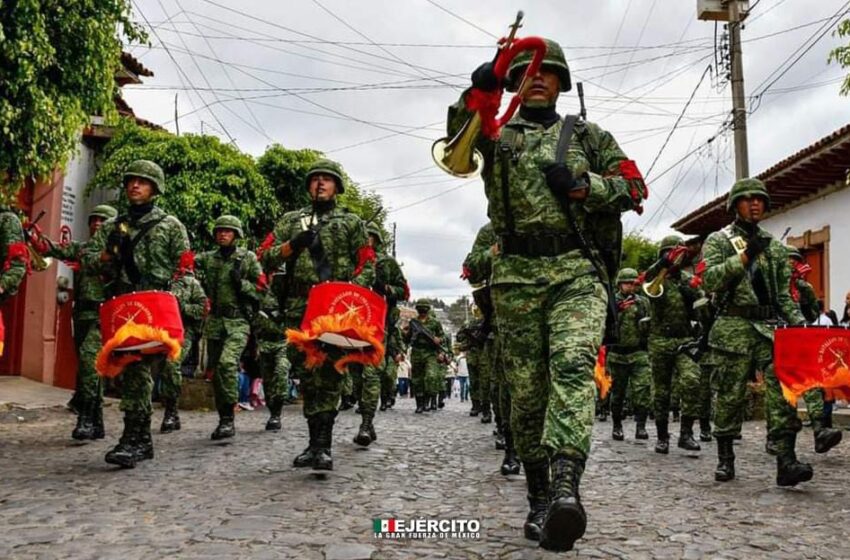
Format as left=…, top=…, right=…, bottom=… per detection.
left=123, top=159, right=165, bottom=195
left=726, top=177, right=770, bottom=213
left=507, top=38, right=571, bottom=93
left=213, top=215, right=244, bottom=238
left=617, top=267, right=639, bottom=284
left=88, top=204, right=117, bottom=220
left=305, top=158, right=346, bottom=194
left=366, top=223, right=384, bottom=246
left=786, top=245, right=803, bottom=261
left=658, top=234, right=684, bottom=257
left=415, top=298, right=431, bottom=312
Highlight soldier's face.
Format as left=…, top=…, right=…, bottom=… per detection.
left=522, top=68, right=560, bottom=107
left=735, top=195, right=766, bottom=223
left=619, top=282, right=635, bottom=295
left=125, top=177, right=156, bottom=205
left=215, top=229, right=236, bottom=247
left=367, top=234, right=378, bottom=248
left=309, top=174, right=338, bottom=201
left=416, top=307, right=428, bottom=317
left=88, top=217, right=105, bottom=236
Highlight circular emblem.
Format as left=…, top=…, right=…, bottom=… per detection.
left=328, top=289, right=373, bottom=324
left=817, top=336, right=850, bottom=377
left=110, top=300, right=154, bottom=333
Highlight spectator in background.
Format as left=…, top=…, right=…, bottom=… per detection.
left=456, top=352, right=470, bottom=402
left=814, top=300, right=834, bottom=326
left=841, top=291, right=850, bottom=326
left=397, top=354, right=411, bottom=397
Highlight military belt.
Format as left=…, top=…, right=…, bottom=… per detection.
left=499, top=233, right=582, bottom=257
left=723, top=304, right=775, bottom=320
left=608, top=345, right=643, bottom=355
left=652, top=325, right=690, bottom=338
left=214, top=307, right=245, bottom=320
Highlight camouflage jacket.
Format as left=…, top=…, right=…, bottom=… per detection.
left=463, top=222, right=497, bottom=285
left=196, top=246, right=261, bottom=323
left=702, top=222, right=804, bottom=349
left=403, top=313, right=446, bottom=356
left=262, top=204, right=374, bottom=290
left=609, top=292, right=650, bottom=353
left=0, top=210, right=27, bottom=299
left=47, top=239, right=105, bottom=320
left=168, top=271, right=207, bottom=335
left=645, top=263, right=703, bottom=339
left=455, top=320, right=487, bottom=351
left=254, top=271, right=286, bottom=341
left=385, top=323, right=406, bottom=360
left=795, top=278, right=819, bottom=324
left=375, top=251, right=407, bottom=307
left=83, top=206, right=189, bottom=296
left=447, top=96, right=645, bottom=286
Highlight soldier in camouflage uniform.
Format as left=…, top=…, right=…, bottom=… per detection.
left=380, top=324, right=406, bottom=411
left=253, top=267, right=291, bottom=432
left=0, top=206, right=28, bottom=363
left=196, top=215, right=262, bottom=441
left=42, top=204, right=117, bottom=440
left=403, top=300, right=447, bottom=413
left=261, top=159, right=374, bottom=471
left=160, top=251, right=207, bottom=433
left=450, top=39, right=646, bottom=551
left=643, top=235, right=706, bottom=455
left=608, top=268, right=652, bottom=441
left=456, top=312, right=485, bottom=416
left=352, top=223, right=407, bottom=446
left=703, top=178, right=814, bottom=486
left=83, top=160, right=190, bottom=468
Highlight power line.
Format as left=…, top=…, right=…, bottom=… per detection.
left=388, top=182, right=474, bottom=213
left=423, top=0, right=498, bottom=40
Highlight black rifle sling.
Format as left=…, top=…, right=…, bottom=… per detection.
left=499, top=144, right=516, bottom=237
left=123, top=216, right=166, bottom=286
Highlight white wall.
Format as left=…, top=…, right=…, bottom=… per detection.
left=58, top=143, right=99, bottom=288
left=760, top=185, right=850, bottom=312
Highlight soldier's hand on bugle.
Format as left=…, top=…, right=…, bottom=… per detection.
left=471, top=62, right=500, bottom=92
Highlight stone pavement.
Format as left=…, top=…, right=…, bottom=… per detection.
left=1, top=395, right=850, bottom=559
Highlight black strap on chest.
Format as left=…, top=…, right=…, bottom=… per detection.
left=121, top=216, right=166, bottom=285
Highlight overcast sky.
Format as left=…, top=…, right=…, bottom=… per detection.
left=126, top=0, right=850, bottom=301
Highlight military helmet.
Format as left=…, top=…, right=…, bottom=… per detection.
left=506, top=38, right=571, bottom=93
left=123, top=159, right=165, bottom=194
left=305, top=158, right=346, bottom=194
left=88, top=204, right=117, bottom=220
left=658, top=234, right=684, bottom=257
left=617, top=267, right=639, bottom=284
left=786, top=245, right=803, bottom=261
left=726, top=177, right=770, bottom=213
left=213, top=215, right=244, bottom=238
left=366, top=223, right=384, bottom=246
left=414, top=298, right=431, bottom=312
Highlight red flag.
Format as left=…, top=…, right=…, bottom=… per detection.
left=774, top=326, right=850, bottom=404
left=594, top=345, right=611, bottom=400
left=0, top=310, right=5, bottom=357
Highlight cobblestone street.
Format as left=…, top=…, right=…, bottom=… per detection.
left=2, top=396, right=850, bottom=559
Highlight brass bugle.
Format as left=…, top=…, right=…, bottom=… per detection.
left=642, top=269, right=667, bottom=299
left=27, top=244, right=53, bottom=272
left=431, top=112, right=484, bottom=178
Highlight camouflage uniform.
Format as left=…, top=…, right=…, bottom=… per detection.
left=196, top=215, right=262, bottom=440
left=380, top=323, right=406, bottom=409
left=644, top=236, right=706, bottom=453
left=403, top=301, right=446, bottom=412
left=262, top=159, right=374, bottom=470
left=0, top=209, right=28, bottom=301
left=83, top=160, right=190, bottom=468
left=607, top=268, right=652, bottom=441
left=703, top=178, right=814, bottom=486
left=455, top=320, right=484, bottom=415
left=46, top=204, right=117, bottom=440
left=253, top=270, right=291, bottom=431
left=447, top=39, right=645, bottom=551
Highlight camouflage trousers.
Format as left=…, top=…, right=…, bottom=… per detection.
left=467, top=347, right=481, bottom=403
left=477, top=338, right=494, bottom=410
left=256, top=339, right=290, bottom=408
left=73, top=319, right=102, bottom=405
left=801, top=388, right=826, bottom=424
left=607, top=351, right=652, bottom=416
left=491, top=335, right=512, bottom=434
left=493, top=273, right=607, bottom=463
left=648, top=336, right=707, bottom=420
left=120, top=354, right=167, bottom=415
left=410, top=352, right=440, bottom=397
left=293, top=352, right=344, bottom=417
left=711, top=332, right=801, bottom=439
left=207, top=317, right=251, bottom=407
left=380, top=357, right=399, bottom=400
left=159, top=331, right=194, bottom=401
left=357, top=363, right=381, bottom=416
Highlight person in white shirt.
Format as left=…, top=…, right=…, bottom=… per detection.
left=455, top=353, right=470, bottom=402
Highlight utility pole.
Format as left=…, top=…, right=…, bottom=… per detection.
left=174, top=94, right=180, bottom=136
left=392, top=222, right=397, bottom=258
left=727, top=0, right=749, bottom=179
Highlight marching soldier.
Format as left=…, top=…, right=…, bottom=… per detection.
left=448, top=38, right=646, bottom=551
left=253, top=266, right=291, bottom=432
left=83, top=160, right=190, bottom=468
left=643, top=235, right=706, bottom=455
left=43, top=204, right=116, bottom=439
left=353, top=223, right=407, bottom=446
left=403, top=299, right=446, bottom=413
left=261, top=158, right=375, bottom=471
left=0, top=205, right=29, bottom=365
left=160, top=251, right=207, bottom=433
left=196, top=215, right=262, bottom=441
left=702, top=178, right=813, bottom=486
left=607, top=268, right=652, bottom=441
left=456, top=313, right=485, bottom=416
left=380, top=324, right=406, bottom=411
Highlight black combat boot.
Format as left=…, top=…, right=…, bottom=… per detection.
left=428, top=395, right=438, bottom=411
left=699, top=417, right=713, bottom=442
left=611, top=408, right=624, bottom=441
left=338, top=395, right=354, bottom=411
left=265, top=398, right=283, bottom=432
left=469, top=399, right=481, bottom=416
left=522, top=461, right=549, bottom=541
left=812, top=419, right=842, bottom=454
left=677, top=416, right=701, bottom=451
left=714, top=436, right=735, bottom=482
left=495, top=431, right=506, bottom=450
left=655, top=419, right=669, bottom=454
left=211, top=404, right=236, bottom=441
left=500, top=430, right=521, bottom=476
left=354, top=412, right=374, bottom=447
left=135, top=414, right=154, bottom=463
left=313, top=411, right=335, bottom=471
left=105, top=413, right=145, bottom=469
left=480, top=402, right=492, bottom=424
left=414, top=396, right=424, bottom=413
left=92, top=400, right=105, bottom=440
left=72, top=400, right=96, bottom=441
left=438, top=393, right=445, bottom=409
left=540, top=455, right=586, bottom=552
left=634, top=412, right=649, bottom=440
left=388, top=395, right=396, bottom=409
left=293, top=416, right=318, bottom=468
left=671, top=409, right=680, bottom=423
left=379, top=394, right=388, bottom=412
left=776, top=435, right=813, bottom=487
left=160, top=399, right=181, bottom=433
left=765, top=435, right=780, bottom=456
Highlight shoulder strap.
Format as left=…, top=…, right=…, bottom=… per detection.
left=555, top=115, right=579, bottom=165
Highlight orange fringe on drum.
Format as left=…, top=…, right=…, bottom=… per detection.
left=286, top=312, right=386, bottom=374
left=95, top=322, right=183, bottom=378
left=594, top=346, right=611, bottom=400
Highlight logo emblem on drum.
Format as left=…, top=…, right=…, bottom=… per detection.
left=818, top=336, right=850, bottom=376
left=111, top=300, right=154, bottom=333
left=328, top=290, right=373, bottom=324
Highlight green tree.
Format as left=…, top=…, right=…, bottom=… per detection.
left=621, top=233, right=659, bottom=272
left=0, top=0, right=145, bottom=199
left=87, top=120, right=275, bottom=250
left=829, top=19, right=850, bottom=95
